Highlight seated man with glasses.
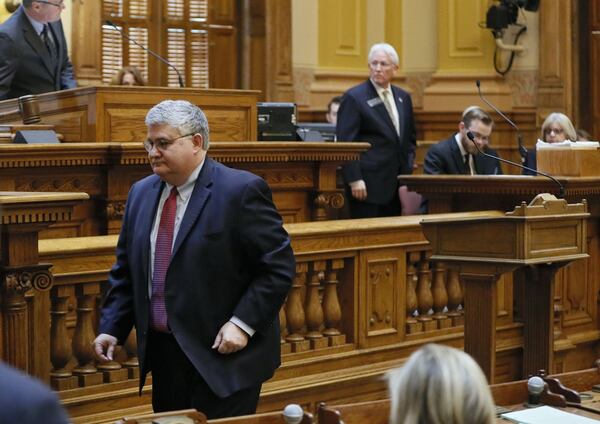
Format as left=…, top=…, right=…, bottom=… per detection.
left=522, top=112, right=579, bottom=175
left=0, top=0, right=76, bottom=100
left=93, top=100, right=294, bottom=419
left=424, top=106, right=503, bottom=176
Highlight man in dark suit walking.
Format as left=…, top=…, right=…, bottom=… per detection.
left=93, top=100, right=295, bottom=419
left=0, top=361, right=69, bottom=423
left=0, top=0, right=76, bottom=100
left=424, top=106, right=503, bottom=175
left=336, top=42, right=416, bottom=219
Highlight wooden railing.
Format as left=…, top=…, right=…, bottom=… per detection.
left=7, top=209, right=597, bottom=422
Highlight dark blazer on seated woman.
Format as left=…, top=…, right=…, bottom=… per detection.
left=522, top=150, right=537, bottom=176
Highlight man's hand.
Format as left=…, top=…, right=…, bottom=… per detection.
left=211, top=321, right=249, bottom=354
left=92, top=333, right=118, bottom=363
left=349, top=179, right=367, bottom=201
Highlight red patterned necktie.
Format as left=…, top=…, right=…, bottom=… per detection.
left=150, top=186, right=178, bottom=332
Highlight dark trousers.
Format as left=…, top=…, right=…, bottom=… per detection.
left=147, top=330, right=262, bottom=419
left=347, top=188, right=401, bottom=219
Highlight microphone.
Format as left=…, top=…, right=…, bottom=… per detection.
left=476, top=80, right=527, bottom=161
left=283, top=404, right=304, bottom=424
left=105, top=20, right=185, bottom=88
left=466, top=131, right=565, bottom=198
left=526, top=376, right=545, bottom=407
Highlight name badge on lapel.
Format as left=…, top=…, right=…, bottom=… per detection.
left=367, top=97, right=383, bottom=107
left=397, top=97, right=403, bottom=103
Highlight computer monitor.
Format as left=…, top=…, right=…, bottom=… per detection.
left=257, top=102, right=297, bottom=141
left=296, top=122, right=336, bottom=141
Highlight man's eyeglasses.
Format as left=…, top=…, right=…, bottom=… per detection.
left=143, top=133, right=194, bottom=152
left=544, top=127, right=565, bottom=136
left=35, top=0, right=64, bottom=8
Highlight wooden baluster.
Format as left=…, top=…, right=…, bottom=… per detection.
left=122, top=328, right=139, bottom=379
left=431, top=262, right=451, bottom=329
left=406, top=251, right=421, bottom=334
left=279, top=303, right=291, bottom=354
left=416, top=251, right=436, bottom=331
left=323, top=259, right=346, bottom=346
left=446, top=269, right=464, bottom=326
left=50, top=285, right=77, bottom=390
left=72, top=283, right=102, bottom=387
left=305, top=261, right=328, bottom=349
left=285, top=263, right=310, bottom=352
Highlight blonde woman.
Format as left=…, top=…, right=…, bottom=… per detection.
left=388, top=344, right=495, bottom=424
left=540, top=113, right=577, bottom=143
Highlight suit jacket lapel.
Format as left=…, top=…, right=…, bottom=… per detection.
left=391, top=86, right=404, bottom=140
left=367, top=81, right=398, bottom=140
left=450, top=138, right=468, bottom=174
left=19, top=12, right=56, bottom=77
left=171, top=158, right=213, bottom=259
left=141, top=178, right=165, bottom=284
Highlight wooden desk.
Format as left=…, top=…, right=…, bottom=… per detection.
left=399, top=174, right=600, bottom=376
left=0, top=86, right=259, bottom=142
left=0, top=142, right=367, bottom=237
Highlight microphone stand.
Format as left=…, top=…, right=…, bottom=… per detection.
left=466, top=131, right=565, bottom=198
left=476, top=80, right=527, bottom=161
left=105, top=20, right=185, bottom=88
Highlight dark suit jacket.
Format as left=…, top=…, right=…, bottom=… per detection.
left=0, top=5, right=76, bottom=100
left=522, top=150, right=537, bottom=175
left=99, top=158, right=295, bottom=398
left=0, top=362, right=69, bottom=424
left=336, top=79, right=416, bottom=205
left=424, top=135, right=503, bottom=175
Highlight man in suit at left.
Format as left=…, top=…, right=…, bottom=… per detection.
left=0, top=361, right=69, bottom=423
left=93, top=100, right=295, bottom=419
left=336, top=43, right=416, bottom=219
left=0, top=0, right=76, bottom=100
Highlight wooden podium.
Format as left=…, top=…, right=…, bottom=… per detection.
left=537, top=147, right=600, bottom=177
left=420, top=194, right=588, bottom=382
left=0, top=86, right=259, bottom=142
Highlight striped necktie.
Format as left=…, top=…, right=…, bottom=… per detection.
left=41, top=25, right=57, bottom=58
left=150, top=186, right=178, bottom=332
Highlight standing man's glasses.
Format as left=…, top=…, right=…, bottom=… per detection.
left=34, top=0, right=64, bottom=7
left=143, top=133, right=194, bottom=152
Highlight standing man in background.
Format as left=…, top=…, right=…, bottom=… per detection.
left=0, top=0, right=76, bottom=100
left=93, top=100, right=294, bottom=419
left=336, top=42, right=416, bottom=218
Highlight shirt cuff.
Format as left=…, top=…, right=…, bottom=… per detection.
left=230, top=316, right=255, bottom=337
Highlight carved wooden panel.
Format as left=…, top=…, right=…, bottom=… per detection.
left=358, top=248, right=405, bottom=348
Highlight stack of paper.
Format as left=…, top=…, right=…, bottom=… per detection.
left=501, top=405, right=600, bottom=423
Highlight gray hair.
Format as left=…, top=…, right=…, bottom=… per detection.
left=23, top=0, right=34, bottom=7
left=145, top=100, right=210, bottom=149
left=541, top=112, right=577, bottom=141
left=368, top=43, right=399, bottom=66
left=388, top=344, right=495, bottom=424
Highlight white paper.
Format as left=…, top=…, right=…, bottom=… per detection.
left=536, top=139, right=600, bottom=149
left=501, top=405, right=600, bottom=423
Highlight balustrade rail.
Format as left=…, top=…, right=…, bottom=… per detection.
left=30, top=214, right=498, bottom=392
